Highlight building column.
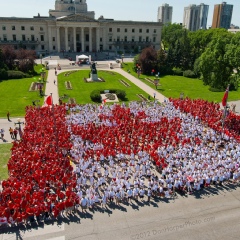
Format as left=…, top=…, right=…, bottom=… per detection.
left=89, top=27, right=92, bottom=52
left=48, top=26, right=52, bottom=53
left=57, top=27, right=60, bottom=52
left=65, top=27, right=68, bottom=51
left=73, top=27, right=77, bottom=52
left=102, top=27, right=107, bottom=51
left=96, top=27, right=100, bottom=52
left=81, top=27, right=85, bottom=52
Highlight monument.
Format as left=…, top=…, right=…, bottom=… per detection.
left=90, top=62, right=98, bottom=81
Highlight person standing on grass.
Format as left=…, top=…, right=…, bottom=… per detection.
left=7, top=111, right=10, bottom=121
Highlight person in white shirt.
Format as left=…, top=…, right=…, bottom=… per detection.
left=127, top=188, right=133, bottom=203
left=80, top=196, right=88, bottom=213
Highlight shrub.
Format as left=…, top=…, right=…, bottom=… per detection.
left=115, top=89, right=126, bottom=100
left=183, top=70, right=197, bottom=78
left=173, top=68, right=183, bottom=76
left=90, top=90, right=101, bottom=102
left=0, top=69, right=8, bottom=80
left=7, top=70, right=26, bottom=79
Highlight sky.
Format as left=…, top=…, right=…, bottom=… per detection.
left=0, top=0, right=239, bottom=27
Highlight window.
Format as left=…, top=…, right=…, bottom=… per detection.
left=52, top=37, right=55, bottom=42
left=53, top=46, right=56, bottom=50
left=109, top=46, right=112, bottom=50
left=2, top=26, right=6, bottom=30
left=139, top=29, right=142, bottom=33
left=109, top=36, right=112, bottom=42
left=125, top=28, right=127, bottom=33
left=40, top=35, right=44, bottom=41
left=132, top=29, right=135, bottom=33
left=139, top=36, right=142, bottom=42
left=12, top=26, right=15, bottom=30
left=109, top=28, right=112, bottom=32
left=31, top=35, right=35, bottom=41
left=146, top=36, right=149, bottom=42
left=153, top=37, right=156, bottom=42
left=68, top=34, right=70, bottom=42
left=21, top=26, right=25, bottom=30
left=12, top=34, right=16, bottom=41
left=41, top=45, right=45, bottom=50
left=132, top=36, right=135, bottom=42
left=117, top=28, right=120, bottom=32
left=100, top=37, right=102, bottom=42
left=124, top=36, right=127, bottom=42
left=86, top=34, right=89, bottom=41
left=3, top=34, right=7, bottom=41
left=40, top=27, right=43, bottom=31
left=153, top=29, right=156, bottom=33
left=30, top=26, right=34, bottom=31
left=22, top=35, right=26, bottom=41
left=146, top=29, right=149, bottom=33
left=117, top=36, right=120, bottom=42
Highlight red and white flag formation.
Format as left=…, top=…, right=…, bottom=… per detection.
left=45, top=95, right=53, bottom=106
left=222, top=86, right=229, bottom=107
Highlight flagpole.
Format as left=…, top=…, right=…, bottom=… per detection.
left=221, top=84, right=230, bottom=139
left=50, top=93, right=59, bottom=158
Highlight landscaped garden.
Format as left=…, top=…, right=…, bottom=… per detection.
left=58, top=70, right=149, bottom=104
left=122, top=62, right=240, bottom=103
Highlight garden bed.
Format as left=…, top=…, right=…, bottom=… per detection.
left=64, top=70, right=78, bottom=77
left=29, top=82, right=38, bottom=91
left=65, top=81, right=73, bottom=90
left=137, top=94, right=148, bottom=101
left=119, top=79, right=130, bottom=87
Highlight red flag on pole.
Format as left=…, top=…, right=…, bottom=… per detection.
left=102, top=99, right=107, bottom=105
left=222, top=86, right=229, bottom=107
left=45, top=95, right=53, bottom=106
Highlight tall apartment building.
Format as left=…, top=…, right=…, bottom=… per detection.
left=183, top=3, right=209, bottom=31
left=212, top=2, right=233, bottom=29
left=157, top=3, right=173, bottom=24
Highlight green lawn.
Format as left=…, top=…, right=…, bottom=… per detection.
left=0, top=144, right=11, bottom=180
left=122, top=62, right=240, bottom=102
left=58, top=70, right=149, bottom=104
left=0, top=65, right=47, bottom=118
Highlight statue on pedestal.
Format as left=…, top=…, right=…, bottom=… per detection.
left=91, top=62, right=97, bottom=74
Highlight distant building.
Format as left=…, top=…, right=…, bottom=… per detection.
left=157, top=3, right=173, bottom=24
left=228, top=29, right=240, bottom=34
left=229, top=24, right=239, bottom=29
left=183, top=3, right=209, bottom=31
left=212, top=2, right=233, bottom=29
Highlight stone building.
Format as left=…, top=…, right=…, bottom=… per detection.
left=0, top=0, right=162, bottom=55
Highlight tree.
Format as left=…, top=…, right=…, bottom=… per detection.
left=1, top=45, right=17, bottom=70
left=198, top=32, right=235, bottom=90
left=138, top=47, right=158, bottom=75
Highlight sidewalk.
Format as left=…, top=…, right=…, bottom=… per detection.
left=113, top=68, right=166, bottom=102
left=44, top=69, right=60, bottom=105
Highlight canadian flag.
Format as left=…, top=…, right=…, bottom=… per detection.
left=45, top=95, right=53, bottom=106
left=222, top=86, right=229, bottom=107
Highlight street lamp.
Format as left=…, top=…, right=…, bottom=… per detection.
left=121, top=54, right=124, bottom=63
left=14, top=118, right=24, bottom=139
left=40, top=54, right=42, bottom=65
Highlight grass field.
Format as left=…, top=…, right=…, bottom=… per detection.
left=58, top=70, right=149, bottom=104
left=0, top=65, right=47, bottom=118
left=0, top=144, right=11, bottom=180
left=122, top=62, right=240, bottom=103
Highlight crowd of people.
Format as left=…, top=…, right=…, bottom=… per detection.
left=0, top=99, right=240, bottom=228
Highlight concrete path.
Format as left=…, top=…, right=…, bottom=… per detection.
left=44, top=69, right=60, bottom=105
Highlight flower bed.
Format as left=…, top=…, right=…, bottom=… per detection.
left=65, top=81, right=73, bottom=90
left=137, top=94, right=148, bottom=101
left=119, top=79, right=130, bottom=87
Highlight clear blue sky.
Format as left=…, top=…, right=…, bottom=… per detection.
left=0, top=0, right=239, bottom=27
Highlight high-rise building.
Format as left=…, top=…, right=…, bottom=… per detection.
left=183, top=3, right=209, bottom=31
left=212, top=2, right=233, bottom=29
left=157, top=3, right=173, bottom=24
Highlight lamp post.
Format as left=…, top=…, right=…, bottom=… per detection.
left=40, top=54, right=42, bottom=65
left=14, top=118, right=24, bottom=139
left=121, top=53, right=124, bottom=63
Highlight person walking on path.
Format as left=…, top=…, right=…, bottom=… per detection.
left=0, top=128, right=5, bottom=140
left=54, top=79, right=56, bottom=85
left=7, top=111, right=10, bottom=121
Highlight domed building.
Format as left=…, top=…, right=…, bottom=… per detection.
left=0, top=0, right=162, bottom=55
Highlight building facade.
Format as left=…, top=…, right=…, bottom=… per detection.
left=212, top=2, right=233, bottom=29
left=0, top=0, right=162, bottom=55
left=183, top=3, right=209, bottom=31
left=157, top=3, right=173, bottom=25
